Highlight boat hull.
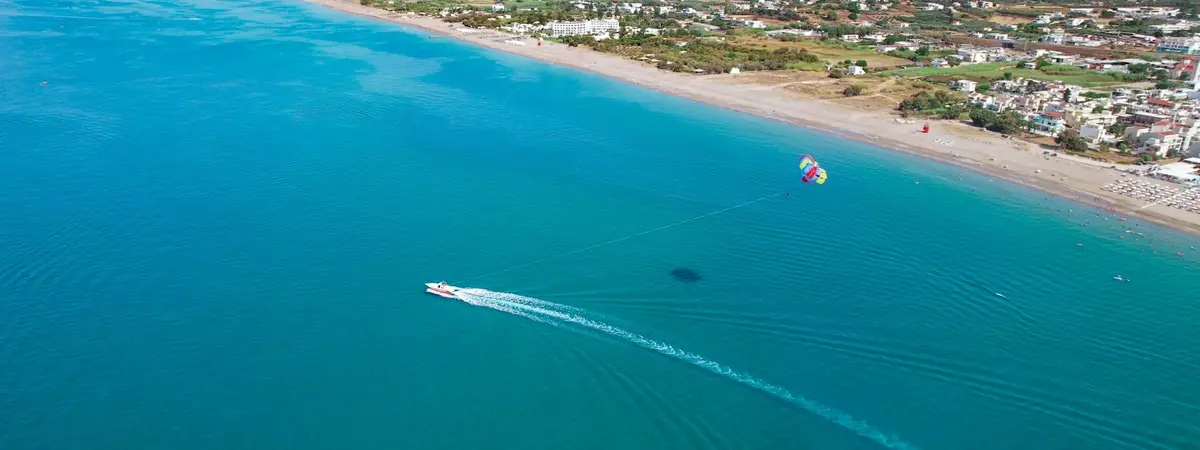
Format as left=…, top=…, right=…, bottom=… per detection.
left=425, top=282, right=461, bottom=299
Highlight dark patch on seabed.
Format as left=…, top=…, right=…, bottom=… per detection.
left=670, top=268, right=702, bottom=283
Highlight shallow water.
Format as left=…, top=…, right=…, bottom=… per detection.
left=2, top=1, right=1199, bottom=449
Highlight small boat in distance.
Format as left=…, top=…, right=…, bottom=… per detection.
left=425, top=281, right=461, bottom=299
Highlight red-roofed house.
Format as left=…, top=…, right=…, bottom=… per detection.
left=1135, top=98, right=1180, bottom=117
left=1170, top=58, right=1195, bottom=81
left=1150, top=119, right=1175, bottom=133
left=1147, top=97, right=1176, bottom=108
left=1129, top=111, right=1170, bottom=126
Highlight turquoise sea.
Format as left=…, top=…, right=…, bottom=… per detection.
left=2, top=1, right=1199, bottom=449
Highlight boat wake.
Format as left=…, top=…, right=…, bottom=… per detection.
left=454, top=288, right=917, bottom=450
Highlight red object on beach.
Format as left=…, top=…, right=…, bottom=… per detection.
left=921, top=123, right=930, bottom=133
left=537, top=40, right=542, bottom=47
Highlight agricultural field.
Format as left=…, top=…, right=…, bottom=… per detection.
left=735, top=38, right=914, bottom=69
left=494, top=0, right=561, bottom=10
left=987, top=14, right=1034, bottom=25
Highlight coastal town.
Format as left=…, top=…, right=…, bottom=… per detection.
left=344, top=0, right=1200, bottom=227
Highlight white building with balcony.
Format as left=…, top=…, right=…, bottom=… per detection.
left=1079, top=124, right=1109, bottom=144
left=619, top=2, right=643, bottom=13
left=1134, top=131, right=1184, bottom=158
left=549, top=19, right=621, bottom=36
left=1157, top=38, right=1200, bottom=55
left=1041, top=34, right=1065, bottom=45
left=1148, top=21, right=1196, bottom=34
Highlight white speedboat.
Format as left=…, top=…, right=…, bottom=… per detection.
left=425, top=282, right=461, bottom=299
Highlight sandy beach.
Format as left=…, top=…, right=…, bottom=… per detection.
left=303, top=0, right=1200, bottom=236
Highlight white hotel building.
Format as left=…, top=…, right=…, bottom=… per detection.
left=1157, top=37, right=1200, bottom=55
left=549, top=19, right=621, bottom=37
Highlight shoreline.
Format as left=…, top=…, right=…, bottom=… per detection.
left=301, top=0, right=1200, bottom=237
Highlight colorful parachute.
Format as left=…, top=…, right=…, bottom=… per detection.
left=798, top=154, right=827, bottom=185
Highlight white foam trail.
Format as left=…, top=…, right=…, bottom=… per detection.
left=456, top=293, right=565, bottom=329
left=455, top=289, right=917, bottom=450
left=459, top=288, right=589, bottom=315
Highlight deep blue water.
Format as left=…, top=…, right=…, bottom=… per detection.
left=2, top=1, right=1199, bottom=449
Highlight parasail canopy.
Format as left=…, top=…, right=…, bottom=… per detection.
left=798, top=154, right=827, bottom=185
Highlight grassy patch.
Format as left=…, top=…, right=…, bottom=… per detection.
left=499, top=0, right=560, bottom=10
left=738, top=38, right=913, bottom=68
left=789, top=61, right=828, bottom=71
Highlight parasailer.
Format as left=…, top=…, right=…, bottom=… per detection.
left=798, top=154, right=827, bottom=185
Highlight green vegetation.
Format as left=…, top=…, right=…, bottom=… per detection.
left=357, top=0, right=1194, bottom=84
left=887, top=46, right=956, bottom=63
left=619, top=16, right=683, bottom=30
left=962, top=7, right=995, bottom=19
left=881, top=63, right=1140, bottom=87
left=1156, top=80, right=1187, bottom=89
left=969, top=107, right=1028, bottom=135
left=1055, top=130, right=1088, bottom=151
left=1108, top=123, right=1128, bottom=136
left=904, top=11, right=955, bottom=29
left=843, top=84, right=865, bottom=96
left=819, top=24, right=876, bottom=38
left=362, top=0, right=457, bottom=13
left=772, top=41, right=912, bottom=69
left=790, top=61, right=829, bottom=71
left=1109, top=19, right=1172, bottom=34
left=363, top=0, right=582, bottom=18
left=939, top=104, right=967, bottom=120
left=749, top=7, right=807, bottom=22
left=996, top=9, right=1043, bottom=18
left=897, top=90, right=965, bottom=117
left=902, top=11, right=1010, bottom=34
left=573, top=35, right=821, bottom=73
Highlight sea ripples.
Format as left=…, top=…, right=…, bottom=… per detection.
left=3, top=0, right=1199, bottom=449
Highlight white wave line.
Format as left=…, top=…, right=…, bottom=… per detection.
left=457, top=293, right=566, bottom=329
left=456, top=290, right=917, bottom=450
left=459, top=288, right=588, bottom=315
